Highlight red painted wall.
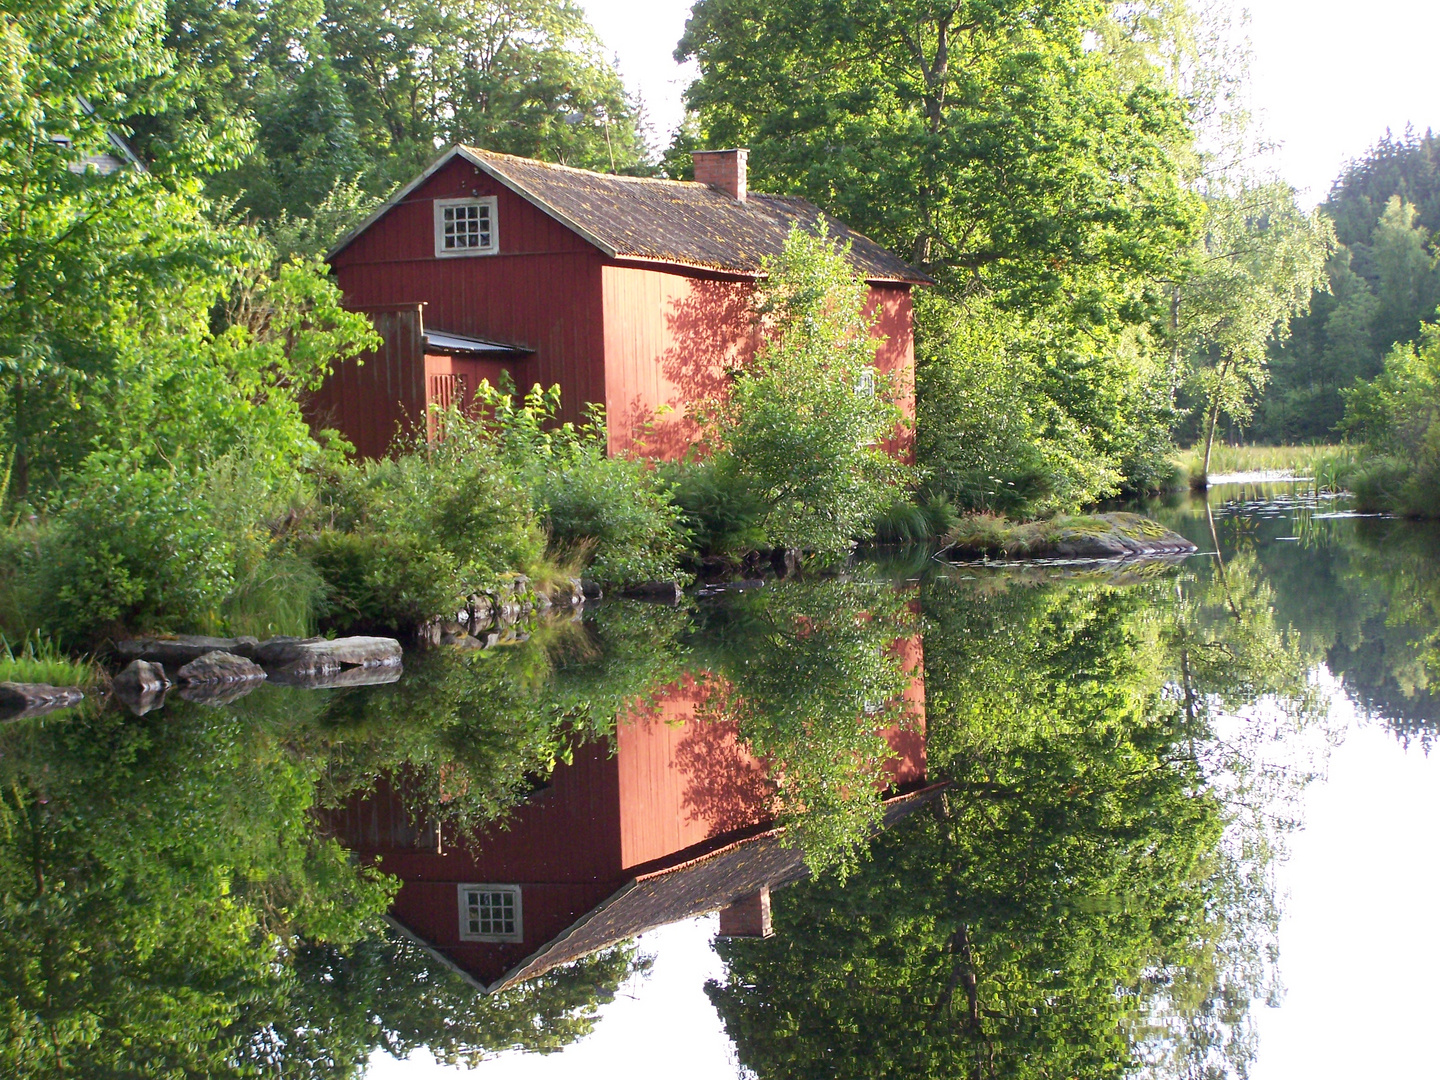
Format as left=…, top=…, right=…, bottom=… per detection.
left=326, top=155, right=918, bottom=462
left=600, top=266, right=917, bottom=460
left=329, top=156, right=608, bottom=434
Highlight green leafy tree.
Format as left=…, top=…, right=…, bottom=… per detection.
left=710, top=223, right=908, bottom=554
left=1253, top=131, right=1440, bottom=441
left=673, top=0, right=1209, bottom=504
left=320, top=0, right=649, bottom=193
left=1178, top=181, right=1333, bottom=478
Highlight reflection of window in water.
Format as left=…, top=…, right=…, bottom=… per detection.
left=459, top=884, right=522, bottom=941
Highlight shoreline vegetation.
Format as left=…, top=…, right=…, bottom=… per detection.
left=2, top=0, right=1437, bottom=666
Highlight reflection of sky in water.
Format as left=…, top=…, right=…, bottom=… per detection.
left=1253, top=691, right=1440, bottom=1079
left=371, top=916, right=742, bottom=1079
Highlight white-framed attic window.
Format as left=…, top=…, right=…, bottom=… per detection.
left=458, top=883, right=523, bottom=942
left=435, top=196, right=498, bottom=257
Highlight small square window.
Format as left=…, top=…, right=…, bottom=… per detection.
left=458, top=884, right=523, bottom=942
left=435, top=197, right=498, bottom=257
left=855, top=368, right=876, bottom=397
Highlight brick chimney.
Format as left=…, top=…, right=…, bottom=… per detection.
left=717, top=886, right=772, bottom=938
left=692, top=148, right=748, bottom=203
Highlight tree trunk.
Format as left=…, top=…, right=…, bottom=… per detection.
left=1200, top=357, right=1231, bottom=486
left=11, top=374, right=27, bottom=500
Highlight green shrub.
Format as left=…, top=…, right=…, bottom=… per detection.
left=313, top=437, right=545, bottom=633
left=1340, top=321, right=1440, bottom=517
left=915, top=295, right=1127, bottom=516
left=36, top=459, right=237, bottom=647
left=473, top=382, right=688, bottom=585
left=535, top=451, right=688, bottom=585
left=307, top=530, right=460, bottom=635
left=660, top=458, right=768, bottom=558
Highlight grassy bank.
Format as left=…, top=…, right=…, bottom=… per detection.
left=0, top=635, right=101, bottom=688
left=1175, top=440, right=1353, bottom=489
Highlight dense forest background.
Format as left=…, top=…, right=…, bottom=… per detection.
left=1245, top=130, right=1440, bottom=443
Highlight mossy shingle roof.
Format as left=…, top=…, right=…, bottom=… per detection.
left=330, top=145, right=931, bottom=285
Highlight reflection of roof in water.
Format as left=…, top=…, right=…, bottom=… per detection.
left=489, top=782, right=947, bottom=993
left=390, top=783, right=947, bottom=996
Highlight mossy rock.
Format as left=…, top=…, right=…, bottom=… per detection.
left=945, top=512, right=1196, bottom=560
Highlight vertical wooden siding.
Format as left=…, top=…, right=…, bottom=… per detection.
left=307, top=305, right=427, bottom=459
left=600, top=265, right=758, bottom=458
left=329, top=156, right=607, bottom=438
left=601, top=265, right=918, bottom=461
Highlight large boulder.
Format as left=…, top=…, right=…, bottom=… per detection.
left=113, top=659, right=170, bottom=695
left=175, top=650, right=267, bottom=685
left=115, top=635, right=260, bottom=667
left=112, top=660, right=171, bottom=715
left=254, top=635, right=402, bottom=676
left=0, top=682, right=86, bottom=722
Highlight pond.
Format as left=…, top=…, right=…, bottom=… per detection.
left=2, top=485, right=1437, bottom=1078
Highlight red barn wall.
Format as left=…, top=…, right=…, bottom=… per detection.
left=600, top=265, right=758, bottom=458
left=615, top=678, right=775, bottom=870
left=869, top=284, right=917, bottom=462
left=307, top=305, right=427, bottom=459
left=600, top=265, right=917, bottom=460
left=328, top=156, right=608, bottom=435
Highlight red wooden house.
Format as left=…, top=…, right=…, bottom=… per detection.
left=329, top=668, right=935, bottom=994
left=321, top=146, right=930, bottom=459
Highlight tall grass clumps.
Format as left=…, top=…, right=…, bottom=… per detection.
left=0, top=634, right=99, bottom=688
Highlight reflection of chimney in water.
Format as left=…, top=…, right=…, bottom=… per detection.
left=692, top=148, right=748, bottom=203
left=718, top=885, right=773, bottom=938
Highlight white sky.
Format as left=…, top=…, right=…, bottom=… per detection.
left=580, top=0, right=1440, bottom=205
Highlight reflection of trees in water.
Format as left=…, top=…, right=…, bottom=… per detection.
left=0, top=603, right=688, bottom=1077
left=709, top=563, right=1328, bottom=1080
left=686, top=580, right=922, bottom=877
left=0, top=582, right=928, bottom=1073
left=1325, top=521, right=1440, bottom=743
left=246, top=930, right=645, bottom=1072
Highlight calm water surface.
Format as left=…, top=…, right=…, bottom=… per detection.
left=4, top=484, right=1437, bottom=1078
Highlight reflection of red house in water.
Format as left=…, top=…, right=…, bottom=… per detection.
left=321, top=146, right=930, bottom=460
left=331, top=673, right=939, bottom=994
